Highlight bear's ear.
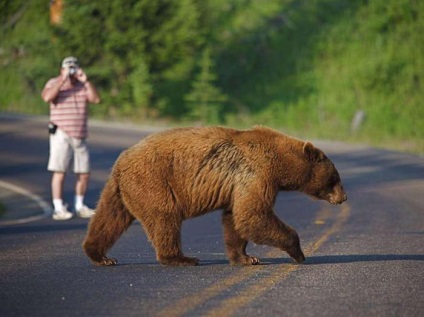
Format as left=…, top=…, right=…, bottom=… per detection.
left=303, top=141, right=324, bottom=162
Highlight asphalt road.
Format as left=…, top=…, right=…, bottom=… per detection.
left=0, top=114, right=423, bottom=317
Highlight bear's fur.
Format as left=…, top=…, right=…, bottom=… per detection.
left=83, top=126, right=347, bottom=266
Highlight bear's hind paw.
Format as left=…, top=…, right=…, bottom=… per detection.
left=230, top=255, right=261, bottom=266
left=94, top=257, right=118, bottom=266
left=159, top=255, right=199, bottom=266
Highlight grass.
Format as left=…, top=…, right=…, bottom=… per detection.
left=1, top=0, right=423, bottom=154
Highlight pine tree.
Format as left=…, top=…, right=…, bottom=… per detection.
left=185, top=47, right=227, bottom=124
left=53, top=0, right=202, bottom=118
left=129, top=57, right=153, bottom=119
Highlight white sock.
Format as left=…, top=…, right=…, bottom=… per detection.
left=53, top=199, right=64, bottom=212
left=75, top=195, right=84, bottom=211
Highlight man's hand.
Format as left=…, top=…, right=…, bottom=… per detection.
left=60, top=67, right=70, bottom=83
left=75, top=68, right=88, bottom=83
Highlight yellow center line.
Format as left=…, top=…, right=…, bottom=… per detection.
left=155, top=203, right=351, bottom=317
left=307, top=203, right=350, bottom=255
left=314, top=205, right=334, bottom=225
left=155, top=265, right=264, bottom=317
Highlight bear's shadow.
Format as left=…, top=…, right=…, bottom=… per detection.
left=114, top=254, right=424, bottom=267
left=262, top=254, right=424, bottom=265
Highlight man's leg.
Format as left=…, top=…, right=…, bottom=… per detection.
left=75, top=173, right=89, bottom=209
left=52, top=171, right=66, bottom=202
left=48, top=129, right=73, bottom=220
left=75, top=173, right=95, bottom=217
left=73, top=136, right=94, bottom=217
left=51, top=171, right=73, bottom=220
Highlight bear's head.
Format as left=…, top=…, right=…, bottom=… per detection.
left=301, top=142, right=347, bottom=205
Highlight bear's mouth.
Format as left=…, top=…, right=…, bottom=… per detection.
left=309, top=194, right=346, bottom=205
left=327, top=194, right=347, bottom=205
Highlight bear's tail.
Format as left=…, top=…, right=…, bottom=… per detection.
left=83, top=174, right=134, bottom=266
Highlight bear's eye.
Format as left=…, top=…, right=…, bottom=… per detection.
left=328, top=174, right=339, bottom=186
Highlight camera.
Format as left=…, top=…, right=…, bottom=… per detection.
left=68, top=66, right=77, bottom=76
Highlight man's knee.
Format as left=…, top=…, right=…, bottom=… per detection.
left=77, top=173, right=90, bottom=182
left=52, top=171, right=66, bottom=181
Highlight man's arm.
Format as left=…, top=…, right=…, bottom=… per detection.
left=41, top=76, right=67, bottom=103
left=76, top=68, right=101, bottom=104
left=84, top=81, right=101, bottom=104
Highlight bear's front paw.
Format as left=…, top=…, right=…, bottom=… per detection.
left=294, top=254, right=306, bottom=264
left=94, top=257, right=118, bottom=266
left=249, top=256, right=261, bottom=265
left=285, top=246, right=305, bottom=264
left=288, top=251, right=305, bottom=264
left=178, top=256, right=199, bottom=266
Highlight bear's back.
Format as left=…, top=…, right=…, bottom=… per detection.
left=117, top=126, right=305, bottom=182
left=114, top=126, right=306, bottom=216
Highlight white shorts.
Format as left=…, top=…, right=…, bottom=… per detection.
left=48, top=128, right=90, bottom=173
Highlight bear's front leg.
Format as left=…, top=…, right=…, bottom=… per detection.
left=150, top=217, right=199, bottom=266
left=222, top=210, right=260, bottom=265
left=232, top=191, right=305, bottom=264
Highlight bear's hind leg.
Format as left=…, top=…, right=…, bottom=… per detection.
left=222, top=210, right=260, bottom=265
left=83, top=177, right=135, bottom=266
left=83, top=206, right=135, bottom=266
left=149, top=216, right=199, bottom=266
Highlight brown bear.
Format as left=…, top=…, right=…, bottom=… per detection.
left=83, top=126, right=347, bottom=266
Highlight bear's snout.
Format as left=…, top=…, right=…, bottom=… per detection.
left=331, top=195, right=347, bottom=205
left=328, top=184, right=347, bottom=205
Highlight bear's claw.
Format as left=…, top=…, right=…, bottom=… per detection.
left=230, top=255, right=261, bottom=266
left=94, top=257, right=118, bottom=266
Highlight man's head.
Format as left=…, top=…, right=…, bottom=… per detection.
left=61, top=56, right=79, bottom=76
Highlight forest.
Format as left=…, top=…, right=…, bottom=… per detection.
left=1, top=0, right=423, bottom=153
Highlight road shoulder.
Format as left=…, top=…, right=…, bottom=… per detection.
left=0, top=181, right=51, bottom=226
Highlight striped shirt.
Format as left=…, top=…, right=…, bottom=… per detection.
left=45, top=77, right=90, bottom=139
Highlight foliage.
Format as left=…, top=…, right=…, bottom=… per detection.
left=0, top=0, right=423, bottom=153
left=53, top=0, right=202, bottom=119
left=185, top=47, right=227, bottom=124
left=214, top=0, right=424, bottom=152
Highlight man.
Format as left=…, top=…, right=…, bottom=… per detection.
left=41, top=56, right=101, bottom=220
